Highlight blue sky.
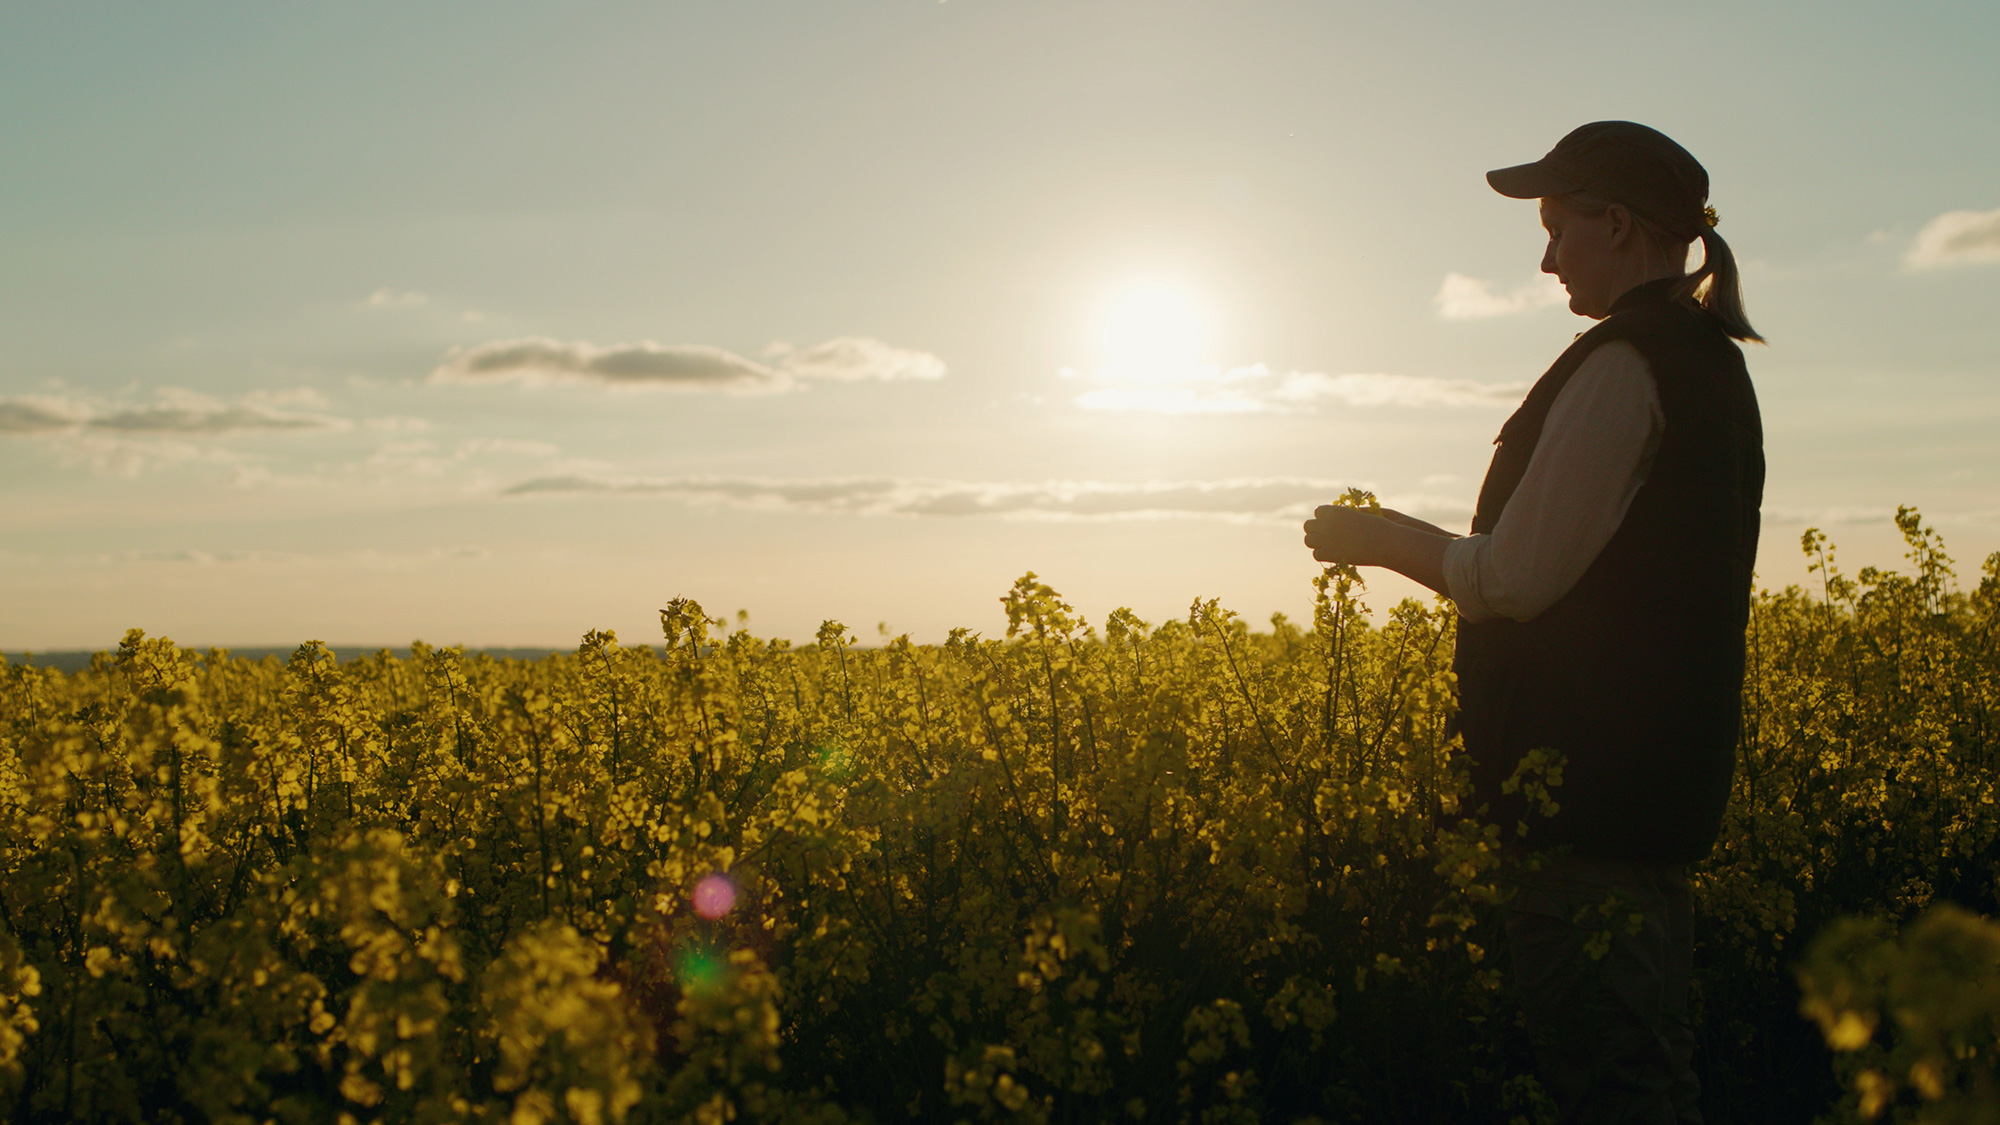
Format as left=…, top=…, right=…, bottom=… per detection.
left=3, top=1, right=1997, bottom=648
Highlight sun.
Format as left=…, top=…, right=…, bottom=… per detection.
left=1093, top=279, right=1214, bottom=382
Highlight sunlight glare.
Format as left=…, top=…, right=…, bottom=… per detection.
left=1094, top=280, right=1214, bottom=383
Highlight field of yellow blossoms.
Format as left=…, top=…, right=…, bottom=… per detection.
left=0, top=505, right=1995, bottom=1124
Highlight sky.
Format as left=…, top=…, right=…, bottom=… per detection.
left=3, top=0, right=1997, bottom=650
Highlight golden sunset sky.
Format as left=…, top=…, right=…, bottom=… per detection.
left=3, top=2, right=1996, bottom=649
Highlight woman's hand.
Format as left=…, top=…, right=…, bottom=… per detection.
left=1302, top=506, right=1391, bottom=566
left=1301, top=506, right=1457, bottom=596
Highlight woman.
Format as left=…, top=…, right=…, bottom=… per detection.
left=1302, top=121, right=1763, bottom=1123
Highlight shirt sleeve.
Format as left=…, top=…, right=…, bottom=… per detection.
left=1443, top=340, right=1664, bottom=624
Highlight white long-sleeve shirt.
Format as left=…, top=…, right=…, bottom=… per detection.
left=1444, top=340, right=1664, bottom=624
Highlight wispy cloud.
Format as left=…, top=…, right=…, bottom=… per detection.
left=363, top=288, right=430, bottom=309
left=1257, top=370, right=1526, bottom=408
left=434, top=338, right=778, bottom=389
left=1069, top=364, right=1524, bottom=415
left=110, top=545, right=492, bottom=568
left=60, top=434, right=247, bottom=478
left=117, top=548, right=302, bottom=565
left=1904, top=207, right=2000, bottom=269
left=0, top=397, right=92, bottom=434
left=0, top=389, right=352, bottom=478
left=502, top=472, right=1473, bottom=526
left=1760, top=505, right=1898, bottom=527
left=0, top=389, right=346, bottom=436
left=432, top=335, right=946, bottom=391
left=92, top=403, right=334, bottom=435
left=764, top=337, right=947, bottom=382
left=366, top=437, right=562, bottom=478
left=1434, top=272, right=1567, bottom=319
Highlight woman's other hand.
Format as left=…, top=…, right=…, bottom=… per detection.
left=1376, top=508, right=1458, bottom=538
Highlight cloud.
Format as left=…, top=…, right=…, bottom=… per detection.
left=0, top=389, right=350, bottom=478
left=1759, top=505, right=1895, bottom=527
left=117, top=548, right=286, bottom=564
left=1261, top=370, right=1527, bottom=408
left=1904, top=207, right=2000, bottom=269
left=765, top=337, right=947, bottom=382
left=1434, top=272, right=1568, bottom=318
left=244, top=387, right=331, bottom=409
left=0, top=396, right=92, bottom=433
left=1071, top=386, right=1265, bottom=415
left=1757, top=505, right=2000, bottom=529
left=364, top=288, right=430, bottom=308
left=433, top=335, right=946, bottom=391
left=63, top=433, right=246, bottom=478
left=1069, top=364, right=1524, bottom=415
left=91, top=403, right=337, bottom=434
left=364, top=437, right=562, bottom=478
left=0, top=389, right=345, bottom=436
left=432, top=337, right=780, bottom=389
left=110, top=545, right=493, bottom=568
left=502, top=472, right=1473, bottom=526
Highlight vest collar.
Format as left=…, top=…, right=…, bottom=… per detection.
left=1608, top=276, right=1681, bottom=315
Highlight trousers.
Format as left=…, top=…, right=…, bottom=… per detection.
left=1501, top=853, right=1700, bottom=1125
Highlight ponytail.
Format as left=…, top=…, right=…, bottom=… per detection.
left=1556, top=190, right=1765, bottom=344
left=1672, top=228, right=1763, bottom=343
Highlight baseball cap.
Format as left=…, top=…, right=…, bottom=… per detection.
left=1487, top=121, right=1713, bottom=242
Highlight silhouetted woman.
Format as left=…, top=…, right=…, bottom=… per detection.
left=1303, top=121, right=1764, bottom=1123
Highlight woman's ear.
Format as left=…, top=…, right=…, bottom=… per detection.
left=1603, top=203, right=1636, bottom=250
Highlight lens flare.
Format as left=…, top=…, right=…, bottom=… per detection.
left=812, top=739, right=853, bottom=781
left=676, top=944, right=725, bottom=993
left=692, top=873, right=737, bottom=919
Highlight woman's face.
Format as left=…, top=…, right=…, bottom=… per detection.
left=1538, top=197, right=1623, bottom=319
